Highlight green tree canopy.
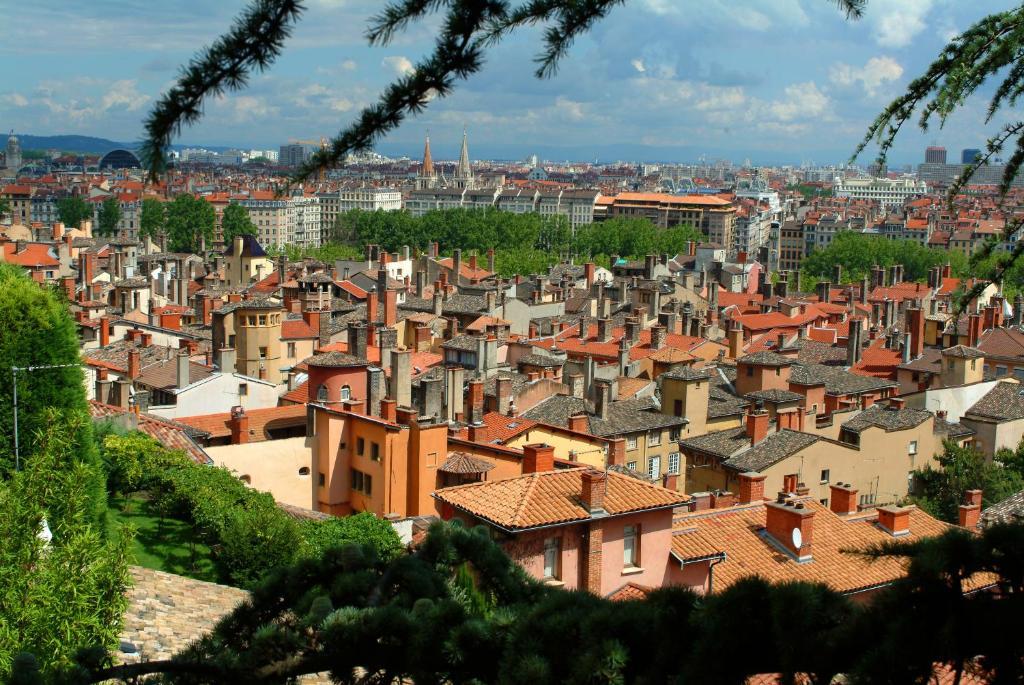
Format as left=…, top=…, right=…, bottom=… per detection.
left=56, top=195, right=92, bottom=229
left=0, top=264, right=103, bottom=524
left=138, top=197, right=166, bottom=242
left=65, top=518, right=1024, bottom=685
left=0, top=411, right=131, bottom=681
left=96, top=197, right=122, bottom=237
left=911, top=441, right=1024, bottom=523
left=801, top=231, right=970, bottom=284
left=220, top=203, right=257, bottom=247
left=166, top=194, right=215, bottom=254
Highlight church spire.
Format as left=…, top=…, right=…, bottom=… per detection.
left=456, top=127, right=472, bottom=181
left=421, top=132, right=435, bottom=177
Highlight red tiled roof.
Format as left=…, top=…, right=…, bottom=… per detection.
left=88, top=401, right=210, bottom=465
left=2, top=242, right=59, bottom=267
left=435, top=467, right=689, bottom=531
left=282, top=319, right=318, bottom=340
left=455, top=411, right=538, bottom=443
left=176, top=404, right=308, bottom=441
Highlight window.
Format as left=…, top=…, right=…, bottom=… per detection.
left=317, top=384, right=329, bottom=402
left=258, top=315, right=267, bottom=326
left=908, top=440, right=918, bottom=455
left=668, top=452, right=680, bottom=475
left=623, top=525, right=639, bottom=568
left=746, top=366, right=754, bottom=377
left=820, top=498, right=829, bottom=507
left=670, top=427, right=681, bottom=442
left=357, top=437, right=365, bottom=455
left=997, top=365, right=1008, bottom=377
left=352, top=469, right=363, bottom=492
left=673, top=399, right=683, bottom=417
left=371, top=442, right=380, bottom=461
left=543, top=537, right=561, bottom=579
left=647, top=456, right=661, bottom=479
left=287, top=342, right=296, bottom=358
left=820, top=469, right=830, bottom=484
left=364, top=474, right=373, bottom=496
left=627, top=435, right=638, bottom=450
left=648, top=430, right=661, bottom=447
left=298, top=467, right=310, bottom=476
left=627, top=461, right=637, bottom=471
left=238, top=383, right=248, bottom=396
left=340, top=385, right=351, bottom=401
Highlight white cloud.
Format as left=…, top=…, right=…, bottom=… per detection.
left=868, top=0, right=934, bottom=48
left=554, top=96, right=585, bottom=121
left=100, top=79, right=148, bottom=112
left=829, top=56, right=903, bottom=97
left=766, top=82, right=830, bottom=122
left=382, top=55, right=415, bottom=76
left=631, top=59, right=646, bottom=73
left=3, top=93, right=28, bottom=107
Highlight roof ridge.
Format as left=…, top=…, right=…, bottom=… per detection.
left=510, top=471, right=544, bottom=527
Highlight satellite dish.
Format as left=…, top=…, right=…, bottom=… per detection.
left=791, top=527, right=803, bottom=549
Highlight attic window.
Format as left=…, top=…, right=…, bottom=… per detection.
left=507, top=422, right=519, bottom=428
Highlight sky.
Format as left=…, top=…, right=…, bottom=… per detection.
left=0, top=0, right=1019, bottom=165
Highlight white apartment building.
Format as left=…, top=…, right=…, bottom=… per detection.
left=289, top=196, right=321, bottom=249
left=536, top=189, right=599, bottom=229
left=833, top=176, right=928, bottom=209
left=318, top=187, right=402, bottom=229
left=239, top=195, right=322, bottom=249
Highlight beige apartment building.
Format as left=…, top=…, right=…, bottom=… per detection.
left=607, top=192, right=736, bottom=250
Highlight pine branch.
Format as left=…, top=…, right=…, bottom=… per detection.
left=140, top=0, right=305, bottom=180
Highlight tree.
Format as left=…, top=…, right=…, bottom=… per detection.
left=0, top=265, right=105, bottom=525
left=910, top=441, right=1024, bottom=523
left=0, top=411, right=131, bottom=681
left=220, top=203, right=257, bottom=247
left=61, top=518, right=1024, bottom=685
left=140, top=0, right=865, bottom=183
left=300, top=511, right=403, bottom=561
left=165, top=194, right=215, bottom=254
left=0, top=196, right=10, bottom=218
left=56, top=195, right=91, bottom=229
left=96, top=197, right=121, bottom=237
left=138, top=197, right=166, bottom=242
left=801, top=232, right=970, bottom=284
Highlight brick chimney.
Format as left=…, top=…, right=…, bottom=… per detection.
left=906, top=306, right=924, bottom=359
left=568, top=412, right=589, bottom=433
left=738, top=472, right=767, bottom=504
left=581, top=469, right=607, bottom=512
left=384, top=289, right=397, bottom=327
left=607, top=437, right=625, bottom=466
left=968, top=313, right=983, bottom=347
left=468, top=378, right=484, bottom=424
left=746, top=409, right=769, bottom=445
left=584, top=262, right=596, bottom=287
left=876, top=505, right=910, bottom=537
left=765, top=498, right=815, bottom=561
left=650, top=324, right=666, bottom=350
left=523, top=443, right=555, bottom=473
left=127, top=349, right=140, bottom=379
left=99, top=316, right=110, bottom=347
left=711, top=491, right=736, bottom=508
left=829, top=483, right=859, bottom=515
left=959, top=489, right=982, bottom=528
left=367, top=291, right=379, bottom=325
left=728, top=320, right=744, bottom=359
left=229, top=406, right=249, bottom=444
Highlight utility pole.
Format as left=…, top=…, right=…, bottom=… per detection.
left=11, top=362, right=82, bottom=471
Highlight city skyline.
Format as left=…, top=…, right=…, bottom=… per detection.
left=1, top=1, right=1019, bottom=165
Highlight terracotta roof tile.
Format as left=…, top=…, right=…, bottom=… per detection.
left=435, top=467, right=689, bottom=531
left=176, top=404, right=308, bottom=441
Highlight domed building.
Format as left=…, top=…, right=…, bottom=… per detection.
left=2, top=131, right=21, bottom=178
left=98, top=148, right=141, bottom=170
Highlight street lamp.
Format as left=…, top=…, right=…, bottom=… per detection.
left=11, top=362, right=82, bottom=471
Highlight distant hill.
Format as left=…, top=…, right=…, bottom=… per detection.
left=10, top=134, right=136, bottom=155
left=6, top=134, right=238, bottom=156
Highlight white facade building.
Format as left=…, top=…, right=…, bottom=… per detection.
left=833, top=176, right=928, bottom=209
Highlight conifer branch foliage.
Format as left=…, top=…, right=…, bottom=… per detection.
left=143, top=0, right=866, bottom=186
left=139, top=0, right=305, bottom=179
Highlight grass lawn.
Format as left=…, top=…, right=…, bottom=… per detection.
left=107, top=494, right=219, bottom=583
